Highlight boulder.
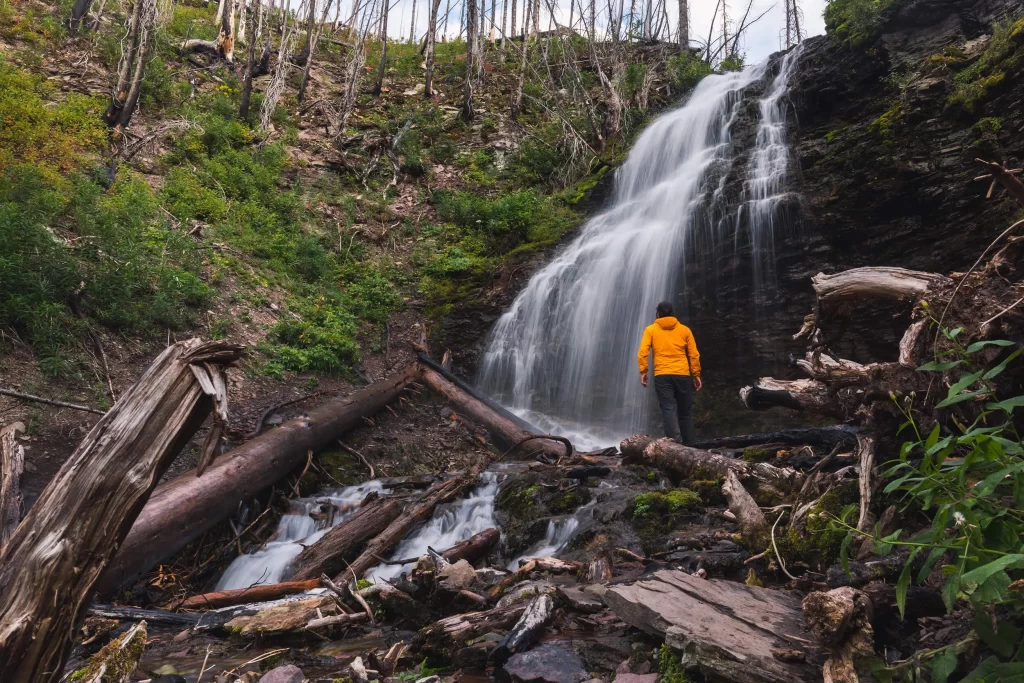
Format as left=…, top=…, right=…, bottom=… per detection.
left=590, top=570, right=821, bottom=683
left=557, top=586, right=604, bottom=613
left=438, top=559, right=478, bottom=592
left=259, top=665, right=305, bottom=683
left=499, top=643, right=590, bottom=683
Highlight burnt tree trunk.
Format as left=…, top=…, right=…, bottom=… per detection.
left=0, top=340, right=241, bottom=683
left=461, top=0, right=477, bottom=120
left=238, top=0, right=260, bottom=118
left=96, top=363, right=421, bottom=595
left=287, top=495, right=405, bottom=580
left=372, top=0, right=390, bottom=96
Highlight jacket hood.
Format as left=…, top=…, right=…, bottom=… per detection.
left=655, top=316, right=679, bottom=330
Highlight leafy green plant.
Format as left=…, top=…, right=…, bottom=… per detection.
left=666, top=52, right=713, bottom=92
left=834, top=325, right=1024, bottom=683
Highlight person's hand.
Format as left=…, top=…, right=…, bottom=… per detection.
left=640, top=373, right=648, bottom=387
left=694, top=377, right=703, bottom=391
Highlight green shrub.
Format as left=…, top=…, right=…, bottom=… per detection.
left=666, top=52, right=713, bottom=92
left=824, top=0, right=900, bottom=47
left=946, top=18, right=1024, bottom=113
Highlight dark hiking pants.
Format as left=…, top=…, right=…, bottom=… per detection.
left=654, top=374, right=695, bottom=445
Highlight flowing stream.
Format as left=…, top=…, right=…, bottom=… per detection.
left=477, top=51, right=802, bottom=449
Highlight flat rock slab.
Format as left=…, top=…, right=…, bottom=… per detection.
left=259, top=665, right=305, bottom=683
left=557, top=586, right=604, bottom=613
left=500, top=643, right=590, bottom=683
left=590, top=570, right=820, bottom=683
left=614, top=675, right=659, bottom=683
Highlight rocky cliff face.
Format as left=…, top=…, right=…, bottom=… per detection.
left=682, top=0, right=1024, bottom=387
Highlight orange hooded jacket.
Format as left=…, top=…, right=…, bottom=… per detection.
left=637, top=316, right=701, bottom=378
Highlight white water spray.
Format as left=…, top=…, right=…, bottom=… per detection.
left=478, top=53, right=802, bottom=449
left=216, top=481, right=389, bottom=590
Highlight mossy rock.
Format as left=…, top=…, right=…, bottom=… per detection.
left=740, top=447, right=776, bottom=463
left=774, top=490, right=849, bottom=569
left=628, top=488, right=703, bottom=554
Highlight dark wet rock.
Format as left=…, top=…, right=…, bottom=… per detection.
left=259, top=665, right=305, bottom=683
left=570, top=636, right=634, bottom=672
left=152, top=677, right=188, bottom=683
left=499, top=643, right=590, bottom=683
left=557, top=586, right=605, bottom=613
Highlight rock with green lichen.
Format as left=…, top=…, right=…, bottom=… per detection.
left=628, top=489, right=703, bottom=554
left=71, top=620, right=148, bottom=683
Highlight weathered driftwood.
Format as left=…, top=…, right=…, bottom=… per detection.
left=414, top=603, right=528, bottom=654
left=98, top=362, right=420, bottom=595
left=591, top=570, right=821, bottom=683
left=803, top=588, right=875, bottom=683
left=224, top=595, right=341, bottom=638
left=811, top=267, right=951, bottom=308
left=490, top=556, right=582, bottom=597
left=489, top=594, right=555, bottom=667
left=342, top=467, right=483, bottom=580
left=626, top=437, right=806, bottom=502
left=0, top=339, right=241, bottom=683
left=287, top=494, right=404, bottom=581
left=0, top=421, right=25, bottom=549
left=694, top=426, right=858, bottom=451
left=586, top=552, right=613, bottom=582
left=825, top=552, right=911, bottom=589
left=419, top=362, right=565, bottom=460
left=722, top=470, right=769, bottom=549
left=740, top=378, right=842, bottom=418
left=176, top=578, right=323, bottom=610
left=306, top=611, right=369, bottom=630
left=71, top=620, right=148, bottom=683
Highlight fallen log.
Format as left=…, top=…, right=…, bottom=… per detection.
left=811, top=267, right=951, bottom=308
left=489, top=594, right=555, bottom=667
left=490, top=556, right=582, bottom=597
left=438, top=527, right=500, bottom=565
left=97, top=362, right=420, bottom=595
left=0, top=339, right=241, bottom=683
left=740, top=378, right=842, bottom=418
left=722, top=471, right=769, bottom=549
left=0, top=421, right=25, bottom=549
left=342, top=467, right=484, bottom=580
left=223, top=595, right=345, bottom=638
left=418, top=357, right=565, bottom=460
left=86, top=604, right=201, bottom=627
left=414, top=603, right=528, bottom=654
left=69, top=620, right=148, bottom=683
left=287, top=494, right=404, bottom=581
left=176, top=577, right=323, bottom=610
left=630, top=437, right=806, bottom=502
left=585, top=552, right=613, bottom=582
left=694, top=426, right=858, bottom=451
left=306, top=611, right=369, bottom=630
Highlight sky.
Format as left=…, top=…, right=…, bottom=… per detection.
left=363, top=0, right=827, bottom=64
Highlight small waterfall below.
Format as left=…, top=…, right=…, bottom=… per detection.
left=478, top=51, right=802, bottom=449
left=508, top=501, right=595, bottom=569
left=366, top=471, right=503, bottom=582
left=216, top=481, right=390, bottom=590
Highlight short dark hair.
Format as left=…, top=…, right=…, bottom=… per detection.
left=656, top=301, right=673, bottom=317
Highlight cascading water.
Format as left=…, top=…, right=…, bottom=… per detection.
left=478, top=51, right=802, bottom=449
left=366, top=471, right=503, bottom=582
left=216, top=481, right=390, bottom=590
left=507, top=500, right=595, bottom=569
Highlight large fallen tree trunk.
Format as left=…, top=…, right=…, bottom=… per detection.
left=287, top=494, right=405, bottom=581
left=97, top=362, right=421, bottom=596
left=693, top=425, right=858, bottom=451
left=341, top=466, right=485, bottom=580
left=414, top=603, right=528, bottom=654
left=740, top=378, right=842, bottom=418
left=418, top=357, right=565, bottom=460
left=0, top=339, right=241, bottom=683
left=438, top=527, right=500, bottom=564
left=622, top=436, right=807, bottom=502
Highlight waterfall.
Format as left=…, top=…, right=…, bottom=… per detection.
left=216, top=481, right=390, bottom=590
left=478, top=52, right=802, bottom=449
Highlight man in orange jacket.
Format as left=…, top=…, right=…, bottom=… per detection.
left=637, top=301, right=702, bottom=444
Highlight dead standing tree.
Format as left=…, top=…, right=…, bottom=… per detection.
left=462, top=0, right=478, bottom=120
left=0, top=339, right=242, bottom=683
left=104, top=0, right=158, bottom=135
